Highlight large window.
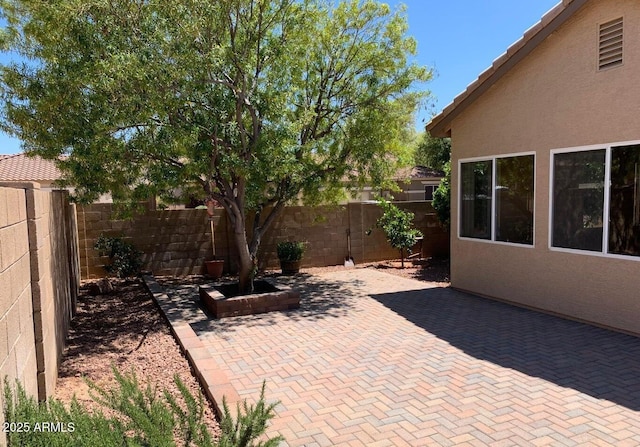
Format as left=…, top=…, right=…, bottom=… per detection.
left=460, top=154, right=534, bottom=245
left=552, top=150, right=605, bottom=251
left=551, top=143, right=640, bottom=257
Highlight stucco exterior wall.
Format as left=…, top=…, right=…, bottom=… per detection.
left=449, top=0, right=640, bottom=334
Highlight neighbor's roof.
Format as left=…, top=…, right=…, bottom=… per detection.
left=427, top=0, right=589, bottom=137
left=395, top=165, right=444, bottom=180
left=0, top=153, right=62, bottom=182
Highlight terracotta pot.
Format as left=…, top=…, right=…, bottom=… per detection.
left=204, top=260, right=224, bottom=279
left=279, top=260, right=301, bottom=275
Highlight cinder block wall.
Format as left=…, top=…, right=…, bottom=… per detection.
left=77, top=206, right=219, bottom=278
left=27, top=188, right=78, bottom=400
left=0, top=186, right=38, bottom=446
left=78, top=202, right=449, bottom=279
left=0, top=183, right=79, bottom=446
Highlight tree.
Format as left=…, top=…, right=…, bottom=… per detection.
left=376, top=199, right=422, bottom=268
left=432, top=161, right=450, bottom=228
left=414, top=132, right=451, bottom=171
left=0, top=0, right=431, bottom=293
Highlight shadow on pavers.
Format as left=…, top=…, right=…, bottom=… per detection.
left=371, top=287, right=640, bottom=411
left=160, top=273, right=362, bottom=336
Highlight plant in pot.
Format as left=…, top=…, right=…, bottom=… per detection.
left=277, top=241, right=306, bottom=275
left=203, top=198, right=224, bottom=279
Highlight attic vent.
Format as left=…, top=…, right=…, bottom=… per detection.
left=599, top=18, right=623, bottom=70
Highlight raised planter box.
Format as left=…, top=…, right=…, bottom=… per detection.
left=199, top=280, right=300, bottom=318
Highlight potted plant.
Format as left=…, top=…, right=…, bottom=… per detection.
left=203, top=198, right=224, bottom=279
left=277, top=241, right=306, bottom=275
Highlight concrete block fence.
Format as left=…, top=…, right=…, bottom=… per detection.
left=0, top=183, right=80, bottom=446
left=77, top=201, right=449, bottom=279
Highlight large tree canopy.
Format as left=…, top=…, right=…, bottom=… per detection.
left=0, top=0, right=431, bottom=292
left=414, top=132, right=450, bottom=171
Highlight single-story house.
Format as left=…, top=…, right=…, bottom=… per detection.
left=352, top=165, right=444, bottom=203
left=0, top=153, right=62, bottom=191
left=0, top=153, right=112, bottom=202
left=427, top=0, right=640, bottom=335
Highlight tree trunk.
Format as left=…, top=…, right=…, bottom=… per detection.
left=225, top=199, right=287, bottom=295
left=234, top=226, right=255, bottom=295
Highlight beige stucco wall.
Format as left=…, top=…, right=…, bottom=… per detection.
left=449, top=0, right=640, bottom=335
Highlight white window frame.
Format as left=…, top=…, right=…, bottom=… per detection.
left=549, top=139, right=640, bottom=261
left=458, top=151, right=536, bottom=247
left=424, top=184, right=438, bottom=201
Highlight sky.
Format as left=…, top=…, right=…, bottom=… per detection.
left=0, top=0, right=561, bottom=155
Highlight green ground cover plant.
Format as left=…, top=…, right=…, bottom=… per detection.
left=3, top=369, right=282, bottom=447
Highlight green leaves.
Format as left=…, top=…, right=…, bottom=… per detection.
left=432, top=162, right=451, bottom=228
left=376, top=198, right=422, bottom=266
left=414, top=133, right=451, bottom=172
left=3, top=369, right=282, bottom=447
left=1, top=0, right=432, bottom=290
left=94, top=235, right=143, bottom=278
left=1, top=0, right=430, bottom=205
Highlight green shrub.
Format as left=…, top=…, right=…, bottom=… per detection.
left=432, top=162, right=451, bottom=228
left=218, top=383, right=283, bottom=447
left=376, top=199, right=423, bottom=267
left=276, top=241, right=305, bottom=262
left=3, top=369, right=283, bottom=447
left=94, top=235, right=143, bottom=278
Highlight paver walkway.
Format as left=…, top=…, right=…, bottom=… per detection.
left=165, top=270, right=640, bottom=446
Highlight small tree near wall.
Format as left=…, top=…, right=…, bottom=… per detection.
left=376, top=199, right=422, bottom=268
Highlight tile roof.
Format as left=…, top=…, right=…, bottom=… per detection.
left=0, top=153, right=62, bottom=182
left=427, top=0, right=588, bottom=137
left=395, top=165, right=445, bottom=180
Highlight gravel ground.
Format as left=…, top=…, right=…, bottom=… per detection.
left=299, top=257, right=450, bottom=285
left=54, top=257, right=449, bottom=439
left=54, top=279, right=221, bottom=438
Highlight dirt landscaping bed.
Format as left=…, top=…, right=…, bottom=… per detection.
left=300, top=256, right=450, bottom=285
left=54, top=279, right=221, bottom=437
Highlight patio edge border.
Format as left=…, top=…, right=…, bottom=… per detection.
left=141, top=274, right=241, bottom=417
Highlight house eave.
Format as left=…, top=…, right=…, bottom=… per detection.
left=427, top=0, right=589, bottom=138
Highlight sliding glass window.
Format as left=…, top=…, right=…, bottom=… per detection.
left=551, top=143, right=640, bottom=258
left=496, top=155, right=535, bottom=244
left=552, top=150, right=605, bottom=251
left=609, top=144, right=640, bottom=256
left=460, top=161, right=492, bottom=239
left=459, top=154, right=534, bottom=245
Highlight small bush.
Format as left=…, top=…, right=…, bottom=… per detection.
left=3, top=369, right=283, bottom=447
left=94, top=235, right=143, bottom=278
left=218, top=383, right=283, bottom=447
left=376, top=199, right=423, bottom=267
left=432, top=162, right=451, bottom=228
left=276, top=241, right=305, bottom=262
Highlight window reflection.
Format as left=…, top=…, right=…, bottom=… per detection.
left=496, top=155, right=534, bottom=244
left=609, top=144, right=640, bottom=256
left=552, top=150, right=605, bottom=251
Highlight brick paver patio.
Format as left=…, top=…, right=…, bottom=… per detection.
left=166, top=269, right=640, bottom=446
